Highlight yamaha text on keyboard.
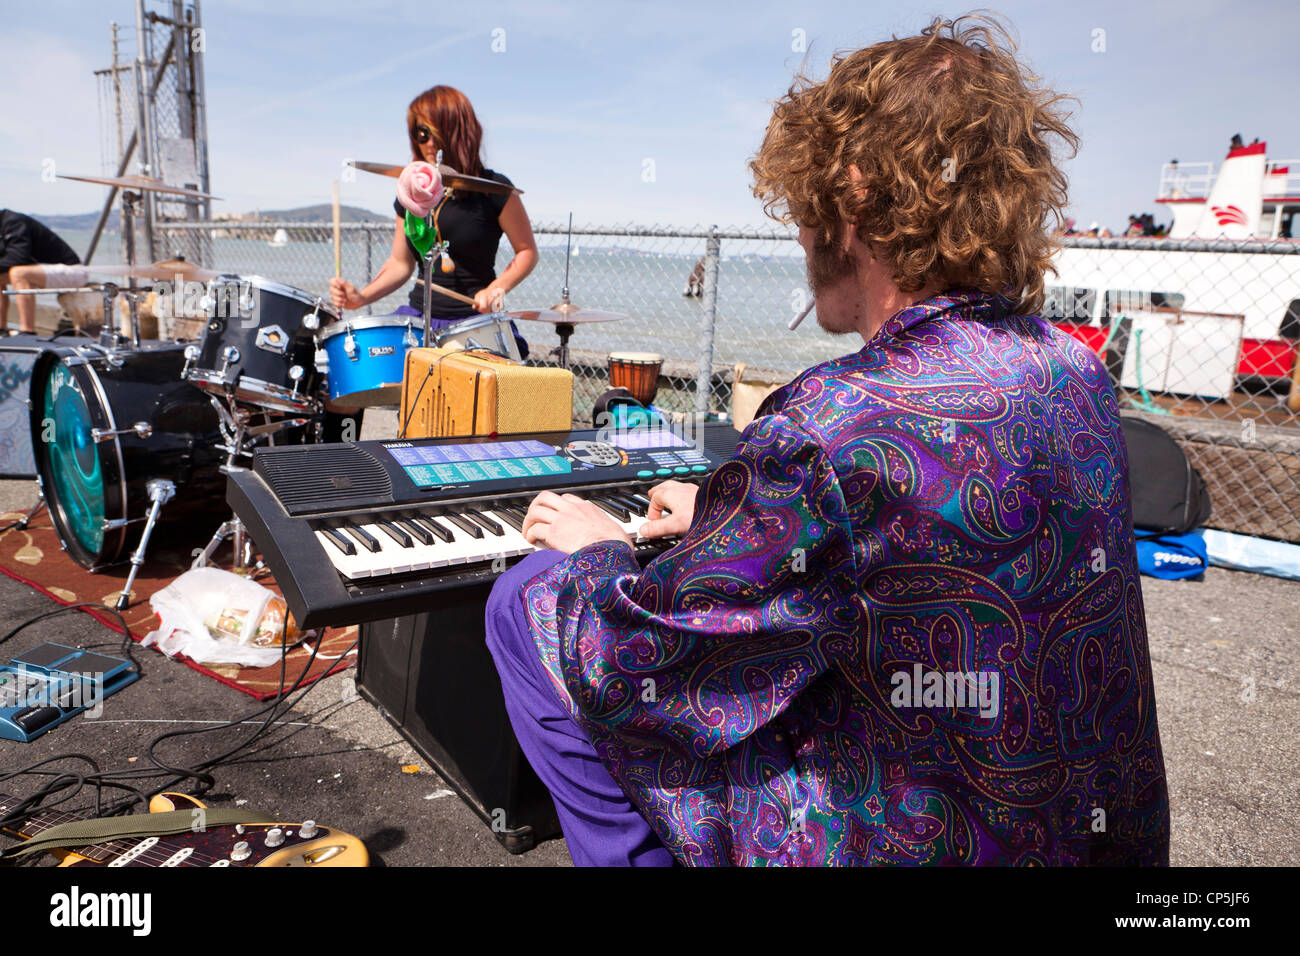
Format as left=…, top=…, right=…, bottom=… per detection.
left=227, top=423, right=741, bottom=629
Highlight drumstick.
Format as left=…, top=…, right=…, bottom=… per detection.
left=427, top=280, right=477, bottom=307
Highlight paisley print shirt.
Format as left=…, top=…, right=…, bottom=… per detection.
left=521, top=289, right=1170, bottom=865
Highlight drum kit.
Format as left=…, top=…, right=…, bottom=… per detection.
left=7, top=164, right=649, bottom=609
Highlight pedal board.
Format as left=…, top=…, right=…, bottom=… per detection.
left=0, top=643, right=138, bottom=742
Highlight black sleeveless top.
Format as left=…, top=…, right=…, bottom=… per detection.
left=395, top=168, right=513, bottom=318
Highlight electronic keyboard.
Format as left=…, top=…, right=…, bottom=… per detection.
left=227, top=423, right=741, bottom=629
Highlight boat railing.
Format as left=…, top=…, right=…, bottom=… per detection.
left=1158, top=161, right=1215, bottom=200
left=1263, top=160, right=1300, bottom=199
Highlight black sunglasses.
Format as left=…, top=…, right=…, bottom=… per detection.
left=412, top=123, right=439, bottom=146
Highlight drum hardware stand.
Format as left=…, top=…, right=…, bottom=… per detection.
left=91, top=421, right=152, bottom=444
left=302, top=299, right=324, bottom=334
left=116, top=478, right=175, bottom=610
left=118, top=189, right=145, bottom=350
left=14, top=478, right=46, bottom=531
left=192, top=514, right=254, bottom=573
left=552, top=215, right=578, bottom=367
left=90, top=280, right=149, bottom=351
left=195, top=397, right=311, bottom=573
left=551, top=319, right=577, bottom=368
left=421, top=216, right=435, bottom=347
left=209, top=394, right=310, bottom=470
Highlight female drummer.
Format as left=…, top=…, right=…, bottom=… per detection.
left=328, top=84, right=538, bottom=358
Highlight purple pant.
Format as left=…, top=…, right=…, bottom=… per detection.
left=484, top=550, right=674, bottom=867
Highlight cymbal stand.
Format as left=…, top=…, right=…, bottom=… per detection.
left=98, top=282, right=123, bottom=348
left=119, top=189, right=143, bottom=348
left=551, top=214, right=577, bottom=367
left=553, top=320, right=576, bottom=368
left=421, top=226, right=434, bottom=347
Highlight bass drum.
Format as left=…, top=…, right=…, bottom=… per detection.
left=28, top=342, right=227, bottom=570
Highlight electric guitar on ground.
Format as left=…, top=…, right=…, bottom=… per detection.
left=0, top=791, right=368, bottom=867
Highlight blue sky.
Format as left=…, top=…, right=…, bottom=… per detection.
left=2, top=0, right=1297, bottom=232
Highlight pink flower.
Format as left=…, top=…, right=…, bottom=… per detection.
left=397, top=161, right=444, bottom=217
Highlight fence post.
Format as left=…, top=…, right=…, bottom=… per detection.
left=363, top=228, right=373, bottom=314
left=696, top=227, right=721, bottom=416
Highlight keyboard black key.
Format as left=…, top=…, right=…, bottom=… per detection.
left=465, top=509, right=503, bottom=536
left=397, top=517, right=434, bottom=545
left=493, top=508, right=526, bottom=533
left=342, top=523, right=381, bottom=553
left=319, top=525, right=356, bottom=556
left=590, top=496, right=629, bottom=522
left=630, top=493, right=652, bottom=510
left=415, top=515, right=455, bottom=543
left=444, top=513, right=484, bottom=538
left=608, top=493, right=645, bottom=515
left=376, top=520, right=412, bottom=548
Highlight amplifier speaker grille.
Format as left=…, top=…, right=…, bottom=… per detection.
left=255, top=444, right=392, bottom=510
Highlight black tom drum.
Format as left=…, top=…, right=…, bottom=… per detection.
left=183, top=274, right=334, bottom=413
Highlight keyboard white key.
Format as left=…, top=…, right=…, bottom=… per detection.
left=316, top=493, right=659, bottom=582
left=356, top=521, right=417, bottom=576
left=316, top=529, right=372, bottom=580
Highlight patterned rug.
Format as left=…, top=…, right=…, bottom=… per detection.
left=0, top=504, right=357, bottom=700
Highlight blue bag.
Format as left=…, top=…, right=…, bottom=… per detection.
left=1134, top=531, right=1208, bottom=580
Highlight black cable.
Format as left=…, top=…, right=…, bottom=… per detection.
left=0, top=598, right=356, bottom=830
left=0, top=601, right=141, bottom=673
left=398, top=364, right=437, bottom=439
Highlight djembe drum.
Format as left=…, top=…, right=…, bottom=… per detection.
left=607, top=351, right=663, bottom=406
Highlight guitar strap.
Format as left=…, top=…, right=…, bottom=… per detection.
left=1, top=807, right=277, bottom=861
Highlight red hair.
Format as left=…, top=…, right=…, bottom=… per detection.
left=406, top=85, right=484, bottom=176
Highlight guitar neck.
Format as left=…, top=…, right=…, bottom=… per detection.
left=0, top=791, right=122, bottom=864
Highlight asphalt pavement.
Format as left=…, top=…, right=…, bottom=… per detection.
left=1, top=440, right=1296, bottom=865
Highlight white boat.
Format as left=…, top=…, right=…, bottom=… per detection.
left=268, top=228, right=289, bottom=247
left=1048, top=139, right=1300, bottom=404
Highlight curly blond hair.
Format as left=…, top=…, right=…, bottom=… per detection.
left=750, top=13, right=1078, bottom=315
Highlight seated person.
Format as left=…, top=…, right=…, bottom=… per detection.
left=483, top=14, right=1170, bottom=866
left=0, top=209, right=83, bottom=334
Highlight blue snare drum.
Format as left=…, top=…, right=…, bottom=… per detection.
left=317, top=314, right=423, bottom=404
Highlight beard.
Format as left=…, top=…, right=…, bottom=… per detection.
left=805, top=231, right=858, bottom=335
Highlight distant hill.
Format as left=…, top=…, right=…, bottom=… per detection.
left=247, top=204, right=392, bottom=223
left=24, top=204, right=392, bottom=234
left=29, top=211, right=108, bottom=232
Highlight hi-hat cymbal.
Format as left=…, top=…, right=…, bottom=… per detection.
left=348, top=160, right=522, bottom=196
left=57, top=172, right=219, bottom=200
left=509, top=307, right=627, bottom=325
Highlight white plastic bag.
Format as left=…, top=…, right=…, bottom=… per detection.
left=142, top=567, right=294, bottom=667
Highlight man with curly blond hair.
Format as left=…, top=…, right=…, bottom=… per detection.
left=484, top=14, right=1170, bottom=866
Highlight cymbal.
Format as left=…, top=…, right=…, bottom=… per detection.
left=509, top=307, right=627, bottom=325
left=348, top=160, right=521, bottom=196
left=88, top=262, right=220, bottom=282
left=57, top=172, right=219, bottom=200
left=331, top=384, right=403, bottom=408
left=152, top=258, right=211, bottom=278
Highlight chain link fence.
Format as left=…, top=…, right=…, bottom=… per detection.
left=1050, top=237, right=1300, bottom=542
left=147, top=221, right=1300, bottom=543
